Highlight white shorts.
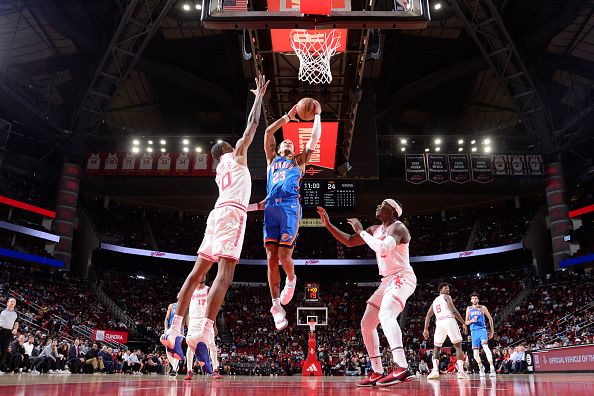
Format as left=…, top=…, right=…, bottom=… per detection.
left=187, top=318, right=216, bottom=346
left=367, top=271, right=417, bottom=310
left=434, top=317, right=463, bottom=346
left=198, top=206, right=247, bottom=262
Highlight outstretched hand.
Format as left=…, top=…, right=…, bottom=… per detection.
left=347, top=218, right=364, bottom=234
left=287, top=104, right=299, bottom=122
left=250, top=73, right=270, bottom=97
left=316, top=206, right=330, bottom=227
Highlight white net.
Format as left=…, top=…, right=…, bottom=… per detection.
left=308, top=320, right=316, bottom=332
left=290, top=29, right=342, bottom=85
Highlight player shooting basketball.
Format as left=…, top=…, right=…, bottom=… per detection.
left=317, top=200, right=417, bottom=387
left=160, top=74, right=269, bottom=364
left=263, top=98, right=322, bottom=330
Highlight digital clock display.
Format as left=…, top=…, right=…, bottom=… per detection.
left=305, top=282, right=320, bottom=302
left=301, top=180, right=356, bottom=210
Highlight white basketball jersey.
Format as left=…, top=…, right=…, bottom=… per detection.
left=372, top=223, right=413, bottom=277
left=432, top=294, right=454, bottom=321
left=214, top=152, right=252, bottom=208
left=189, top=286, right=209, bottom=320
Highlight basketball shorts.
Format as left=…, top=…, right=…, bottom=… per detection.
left=366, top=271, right=417, bottom=311
left=198, top=206, right=247, bottom=262
left=434, top=318, right=463, bottom=346
left=471, top=327, right=488, bottom=348
left=263, top=201, right=301, bottom=248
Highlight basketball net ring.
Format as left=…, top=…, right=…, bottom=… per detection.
left=308, top=320, right=316, bottom=333
left=290, top=29, right=341, bottom=85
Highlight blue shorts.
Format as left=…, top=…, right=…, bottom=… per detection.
left=263, top=201, right=301, bottom=247
left=471, top=328, right=488, bottom=348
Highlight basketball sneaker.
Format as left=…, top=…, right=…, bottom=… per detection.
left=457, top=371, right=470, bottom=379
left=427, top=370, right=440, bottom=380
left=489, top=368, right=496, bottom=377
left=355, top=371, right=385, bottom=387
left=184, top=371, right=193, bottom=381
left=376, top=366, right=415, bottom=387
left=197, top=357, right=214, bottom=375
left=479, top=366, right=486, bottom=377
left=270, top=304, right=288, bottom=330
left=212, top=369, right=223, bottom=379
left=160, top=331, right=185, bottom=361
left=280, top=275, right=297, bottom=305
left=187, top=334, right=214, bottom=375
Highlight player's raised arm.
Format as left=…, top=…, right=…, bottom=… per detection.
left=483, top=306, right=495, bottom=339
left=317, top=206, right=373, bottom=247
left=296, top=101, right=322, bottom=166
left=264, top=105, right=298, bottom=166
left=350, top=220, right=410, bottom=255
left=423, top=305, right=434, bottom=340
left=235, top=74, right=269, bottom=164
left=444, top=294, right=465, bottom=326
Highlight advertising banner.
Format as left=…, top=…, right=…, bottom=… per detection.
left=530, top=345, right=594, bottom=372
left=92, top=329, right=128, bottom=344
left=282, top=122, right=339, bottom=170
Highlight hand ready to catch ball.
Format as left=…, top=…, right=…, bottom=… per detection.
left=296, top=97, right=321, bottom=121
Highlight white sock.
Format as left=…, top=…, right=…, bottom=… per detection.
left=272, top=298, right=280, bottom=307
left=457, top=360, right=464, bottom=373
left=482, top=344, right=493, bottom=365
left=370, top=356, right=383, bottom=374
left=211, top=347, right=219, bottom=370
left=392, top=347, right=408, bottom=369
left=433, top=359, right=440, bottom=372
left=171, top=315, right=183, bottom=333
left=186, top=346, right=194, bottom=372
left=286, top=276, right=296, bottom=287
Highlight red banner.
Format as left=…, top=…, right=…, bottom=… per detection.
left=91, top=329, right=128, bottom=344
left=282, top=122, right=338, bottom=170
left=530, top=345, right=594, bottom=372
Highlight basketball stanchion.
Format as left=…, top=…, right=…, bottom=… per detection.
left=303, top=319, right=323, bottom=376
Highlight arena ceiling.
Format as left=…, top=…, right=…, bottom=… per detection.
left=0, top=0, right=593, bottom=173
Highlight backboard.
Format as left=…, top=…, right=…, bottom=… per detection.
left=297, top=306, right=329, bottom=327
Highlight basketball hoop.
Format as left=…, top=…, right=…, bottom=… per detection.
left=308, top=319, right=316, bottom=333
left=290, top=29, right=341, bottom=85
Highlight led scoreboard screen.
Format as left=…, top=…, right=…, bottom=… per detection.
left=301, top=180, right=356, bottom=210
left=305, top=282, right=320, bottom=302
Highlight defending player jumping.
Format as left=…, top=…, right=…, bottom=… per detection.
left=466, top=292, right=497, bottom=377
left=317, top=200, right=417, bottom=387
left=160, top=74, right=269, bottom=362
left=422, top=283, right=469, bottom=380
left=263, top=101, right=322, bottom=330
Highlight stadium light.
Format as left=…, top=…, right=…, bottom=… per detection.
left=434, top=3, right=442, bottom=10
left=217, top=139, right=223, bottom=144
left=160, top=148, right=166, bottom=153
left=160, top=139, right=166, bottom=145
left=435, top=147, right=441, bottom=152
left=400, top=147, right=406, bottom=152
left=484, top=146, right=492, bottom=153
left=182, top=3, right=191, bottom=11
left=195, top=3, right=202, bottom=10
left=148, top=140, right=153, bottom=145
left=424, top=148, right=430, bottom=152
left=471, top=147, right=477, bottom=152
left=132, top=139, right=140, bottom=145
left=458, top=147, right=463, bottom=152
left=434, top=138, right=442, bottom=145
left=400, top=138, right=407, bottom=145
left=183, top=147, right=189, bottom=153
left=195, top=147, right=202, bottom=153
left=147, top=147, right=153, bottom=153
left=458, top=139, right=464, bottom=145
left=483, top=138, right=491, bottom=145
left=471, top=139, right=476, bottom=144
left=183, top=138, right=189, bottom=145
left=132, top=147, right=140, bottom=153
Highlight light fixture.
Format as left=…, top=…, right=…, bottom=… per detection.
left=434, top=3, right=442, bottom=10
left=195, top=3, right=202, bottom=10
left=147, top=147, right=153, bottom=153
left=160, top=148, right=166, bottom=153
left=195, top=147, right=202, bottom=153
left=182, top=3, right=191, bottom=11
left=183, top=147, right=189, bottom=153
left=458, top=139, right=464, bottom=145
left=400, top=138, right=407, bottom=145
left=183, top=138, right=189, bottom=145
left=132, top=147, right=140, bottom=153
left=435, top=147, right=441, bottom=152
left=160, top=139, right=166, bottom=145
left=483, top=138, right=491, bottom=145
left=434, top=138, right=442, bottom=145
left=471, top=139, right=476, bottom=144
left=458, top=147, right=463, bottom=152
left=424, top=148, right=430, bottom=152
left=484, top=146, right=492, bottom=153
left=148, top=140, right=153, bottom=145
left=132, top=139, right=139, bottom=145
left=400, top=147, right=406, bottom=152
left=471, top=147, right=477, bottom=152
left=217, top=139, right=223, bottom=144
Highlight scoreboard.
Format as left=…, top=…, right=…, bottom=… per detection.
left=305, top=282, right=320, bottom=302
left=301, top=180, right=356, bottom=210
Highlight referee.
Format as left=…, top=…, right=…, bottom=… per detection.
left=0, top=297, right=18, bottom=373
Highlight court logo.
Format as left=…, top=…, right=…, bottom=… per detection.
left=306, top=363, right=318, bottom=372
left=95, top=330, right=105, bottom=341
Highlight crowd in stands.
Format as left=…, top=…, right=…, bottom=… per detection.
left=0, top=167, right=53, bottom=209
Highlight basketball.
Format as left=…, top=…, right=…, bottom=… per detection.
left=296, top=97, right=320, bottom=121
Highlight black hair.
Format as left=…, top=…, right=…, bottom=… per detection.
left=438, top=282, right=449, bottom=292
left=211, top=142, right=227, bottom=161
left=471, top=292, right=480, bottom=298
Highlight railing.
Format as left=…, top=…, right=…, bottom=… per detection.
left=494, top=283, right=532, bottom=325
left=88, top=272, right=137, bottom=332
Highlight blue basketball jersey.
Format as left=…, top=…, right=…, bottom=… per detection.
left=469, top=306, right=486, bottom=331
left=266, top=156, right=302, bottom=201
left=167, top=303, right=176, bottom=328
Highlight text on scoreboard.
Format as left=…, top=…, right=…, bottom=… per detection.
left=301, top=180, right=356, bottom=210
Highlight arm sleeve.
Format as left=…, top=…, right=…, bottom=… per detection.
left=305, top=114, right=322, bottom=151
left=359, top=231, right=397, bottom=255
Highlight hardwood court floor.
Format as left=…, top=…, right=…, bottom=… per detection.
left=0, top=372, right=592, bottom=395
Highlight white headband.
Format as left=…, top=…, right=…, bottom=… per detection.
left=383, top=199, right=403, bottom=218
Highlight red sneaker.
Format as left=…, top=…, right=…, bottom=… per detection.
left=212, top=369, right=223, bottom=380
left=184, top=371, right=193, bottom=381
left=356, top=371, right=385, bottom=387
left=376, top=367, right=415, bottom=387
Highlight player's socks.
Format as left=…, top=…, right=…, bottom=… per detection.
left=272, top=298, right=281, bottom=307
left=433, top=359, right=439, bottom=373
left=391, top=347, right=408, bottom=369
left=456, top=360, right=468, bottom=378
left=370, top=356, right=383, bottom=374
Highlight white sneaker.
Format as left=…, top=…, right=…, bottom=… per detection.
left=30, top=370, right=40, bottom=375
left=457, top=371, right=470, bottom=379
left=427, top=370, right=439, bottom=380
left=270, top=305, right=288, bottom=330
left=280, top=276, right=297, bottom=305
left=489, top=369, right=496, bottom=377
left=48, top=370, right=55, bottom=374
left=479, top=366, right=485, bottom=377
